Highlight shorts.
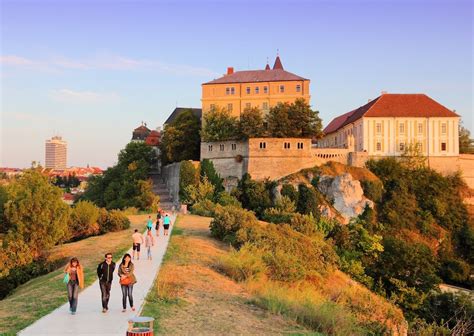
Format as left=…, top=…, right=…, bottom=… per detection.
left=133, top=243, right=141, bottom=252
left=163, top=224, right=170, bottom=230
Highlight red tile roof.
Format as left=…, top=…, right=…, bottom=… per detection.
left=324, top=94, right=459, bottom=135
left=203, top=69, right=307, bottom=85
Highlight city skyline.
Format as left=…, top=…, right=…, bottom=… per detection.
left=1, top=0, right=472, bottom=168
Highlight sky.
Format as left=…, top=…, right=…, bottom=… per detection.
left=1, top=0, right=472, bottom=169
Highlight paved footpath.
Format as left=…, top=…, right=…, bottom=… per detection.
left=20, top=214, right=176, bottom=336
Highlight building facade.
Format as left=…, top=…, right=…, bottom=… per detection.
left=319, top=94, right=460, bottom=159
left=45, top=136, right=67, bottom=170
left=201, top=56, right=310, bottom=117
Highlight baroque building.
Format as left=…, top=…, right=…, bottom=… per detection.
left=201, top=55, right=310, bottom=117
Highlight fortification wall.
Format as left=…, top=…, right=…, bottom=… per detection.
left=162, top=161, right=199, bottom=206
left=459, top=154, right=474, bottom=189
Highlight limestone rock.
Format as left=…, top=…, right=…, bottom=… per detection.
left=317, top=173, right=373, bottom=224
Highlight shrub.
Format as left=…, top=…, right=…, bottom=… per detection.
left=289, top=213, right=318, bottom=236
left=200, top=159, right=224, bottom=197
left=215, top=243, right=267, bottom=282
left=360, top=179, right=383, bottom=202
left=184, top=176, right=215, bottom=205
left=190, top=199, right=217, bottom=217
left=439, top=258, right=471, bottom=285
left=209, top=205, right=258, bottom=245
left=216, top=191, right=241, bottom=207
left=296, top=183, right=321, bottom=219
left=280, top=183, right=298, bottom=203
left=69, top=200, right=100, bottom=239
left=106, top=210, right=130, bottom=232
left=262, top=196, right=295, bottom=224
left=121, top=207, right=139, bottom=215
left=234, top=173, right=272, bottom=218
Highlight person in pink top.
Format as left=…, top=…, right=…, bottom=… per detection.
left=131, top=229, right=144, bottom=260
left=145, top=230, right=155, bottom=260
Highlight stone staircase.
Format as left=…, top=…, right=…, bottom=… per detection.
left=150, top=173, right=175, bottom=210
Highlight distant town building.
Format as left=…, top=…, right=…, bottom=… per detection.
left=131, top=123, right=151, bottom=142
left=201, top=55, right=310, bottom=116
left=164, top=107, right=202, bottom=126
left=45, top=136, right=67, bottom=170
left=0, top=167, right=23, bottom=178
left=319, top=93, right=460, bottom=159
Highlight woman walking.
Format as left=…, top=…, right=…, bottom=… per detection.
left=118, top=253, right=137, bottom=312
left=155, top=210, right=162, bottom=237
left=145, top=230, right=155, bottom=260
left=64, top=257, right=84, bottom=315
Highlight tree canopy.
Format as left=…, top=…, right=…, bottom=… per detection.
left=459, top=122, right=474, bottom=154
left=201, top=106, right=239, bottom=142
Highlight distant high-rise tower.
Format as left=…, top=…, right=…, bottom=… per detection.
left=45, top=136, right=67, bottom=169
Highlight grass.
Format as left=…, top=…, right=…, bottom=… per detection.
left=0, top=214, right=151, bottom=335
left=140, top=215, right=186, bottom=333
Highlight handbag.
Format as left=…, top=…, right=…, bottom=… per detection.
left=120, top=276, right=132, bottom=286
left=63, top=272, right=69, bottom=284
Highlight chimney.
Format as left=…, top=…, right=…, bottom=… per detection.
left=227, top=67, right=234, bottom=75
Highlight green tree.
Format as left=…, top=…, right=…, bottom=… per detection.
left=4, top=170, right=70, bottom=257
left=179, top=161, right=199, bottom=203
left=200, top=159, right=224, bottom=198
left=160, top=109, right=201, bottom=164
left=265, top=102, right=292, bottom=137
left=0, top=185, right=9, bottom=233
left=185, top=176, right=215, bottom=204
left=239, top=107, right=265, bottom=138
left=234, top=173, right=272, bottom=218
left=459, top=122, right=474, bottom=154
left=296, top=184, right=321, bottom=219
left=201, top=106, right=239, bottom=141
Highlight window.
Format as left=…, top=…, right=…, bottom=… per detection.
left=441, top=123, right=447, bottom=134
left=255, top=87, right=259, bottom=94
left=441, top=142, right=447, bottom=151
left=297, top=142, right=304, bottom=149
left=220, top=144, right=224, bottom=151
left=376, top=142, right=382, bottom=151
left=296, top=84, right=301, bottom=92
left=259, top=142, right=266, bottom=149
left=227, top=103, right=233, bottom=112
left=418, top=123, right=423, bottom=134
left=246, top=87, right=251, bottom=94
left=279, top=85, right=285, bottom=93
left=245, top=103, right=251, bottom=109
left=284, top=142, right=291, bottom=149
left=230, top=87, right=235, bottom=95
left=399, top=142, right=405, bottom=151
left=376, top=123, right=382, bottom=134
left=226, top=88, right=230, bottom=95
left=210, top=104, right=216, bottom=110
left=263, top=86, right=268, bottom=94
left=399, top=123, right=405, bottom=134
left=208, top=145, right=213, bottom=152
left=231, top=144, right=237, bottom=150
left=262, top=102, right=268, bottom=110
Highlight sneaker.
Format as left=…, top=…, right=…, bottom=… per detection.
left=71, top=311, right=76, bottom=315
left=102, top=308, right=107, bottom=313
left=122, top=309, right=126, bottom=312
left=131, top=307, right=136, bottom=312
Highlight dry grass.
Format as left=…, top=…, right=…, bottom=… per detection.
left=141, top=214, right=311, bottom=335
left=0, top=214, right=150, bottom=335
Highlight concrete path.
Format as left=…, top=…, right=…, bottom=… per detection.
left=20, top=214, right=176, bottom=336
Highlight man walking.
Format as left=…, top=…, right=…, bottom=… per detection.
left=132, top=229, right=144, bottom=260
left=96, top=253, right=115, bottom=313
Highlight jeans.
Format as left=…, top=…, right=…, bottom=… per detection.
left=99, top=281, right=112, bottom=309
left=121, top=284, right=134, bottom=309
left=147, top=246, right=152, bottom=259
left=67, top=280, right=79, bottom=312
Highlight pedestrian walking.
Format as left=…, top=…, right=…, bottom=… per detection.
left=64, top=257, right=84, bottom=315
left=96, top=252, right=116, bottom=313
left=118, top=253, right=137, bottom=312
left=145, top=230, right=155, bottom=260
left=146, top=215, right=153, bottom=232
left=155, top=210, right=162, bottom=237
left=163, top=213, right=171, bottom=236
left=132, top=229, right=144, bottom=260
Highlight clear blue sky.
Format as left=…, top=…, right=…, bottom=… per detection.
left=1, top=0, right=472, bottom=168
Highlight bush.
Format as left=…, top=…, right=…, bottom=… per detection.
left=360, top=179, right=383, bottom=202
left=439, top=258, right=471, bottom=285
left=234, top=173, right=272, bottom=218
left=121, top=207, right=139, bottom=215
left=200, top=159, right=224, bottom=198
left=216, top=191, right=241, bottom=207
left=106, top=210, right=130, bottom=232
left=262, top=196, right=295, bottom=224
left=190, top=199, right=217, bottom=217
left=209, top=205, right=258, bottom=245
left=280, top=183, right=298, bottom=203
left=184, top=176, right=215, bottom=205
left=69, top=200, right=100, bottom=239
left=289, top=213, right=318, bottom=236
left=215, top=243, right=267, bottom=282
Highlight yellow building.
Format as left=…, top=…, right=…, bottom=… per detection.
left=201, top=56, right=310, bottom=117
left=319, top=93, right=460, bottom=158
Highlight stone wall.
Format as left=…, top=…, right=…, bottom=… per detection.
left=161, top=161, right=200, bottom=206
left=459, top=154, right=474, bottom=189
